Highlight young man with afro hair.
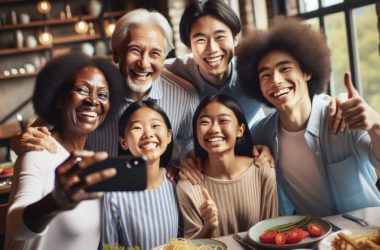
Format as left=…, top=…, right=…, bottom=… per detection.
left=237, top=16, right=380, bottom=216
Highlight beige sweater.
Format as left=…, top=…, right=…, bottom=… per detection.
left=176, top=164, right=278, bottom=238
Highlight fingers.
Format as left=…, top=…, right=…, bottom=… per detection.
left=179, top=158, right=203, bottom=184
left=23, top=127, right=57, bottom=153
left=344, top=72, right=358, bottom=98
left=252, top=145, right=275, bottom=168
left=202, top=188, right=211, bottom=201
left=82, top=167, right=116, bottom=188
left=53, top=151, right=109, bottom=207
left=252, top=146, right=259, bottom=158
left=179, top=167, right=199, bottom=185
left=199, top=191, right=218, bottom=230
left=330, top=99, right=343, bottom=134
left=328, top=98, right=337, bottom=131
left=36, top=126, right=51, bottom=136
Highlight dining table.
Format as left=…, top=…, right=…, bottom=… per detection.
left=214, top=206, right=380, bottom=249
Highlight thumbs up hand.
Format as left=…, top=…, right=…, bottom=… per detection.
left=199, top=188, right=218, bottom=233
left=340, top=72, right=379, bottom=132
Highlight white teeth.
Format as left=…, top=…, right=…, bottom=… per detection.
left=273, top=88, right=290, bottom=97
left=140, top=142, right=157, bottom=149
left=133, top=71, right=152, bottom=80
left=205, top=56, right=223, bottom=63
left=207, top=137, right=224, bottom=142
left=136, top=72, right=150, bottom=76
left=79, top=111, right=97, bottom=117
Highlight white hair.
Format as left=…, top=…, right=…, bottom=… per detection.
left=111, top=9, right=174, bottom=63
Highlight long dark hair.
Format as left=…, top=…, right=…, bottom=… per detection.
left=118, top=100, right=173, bottom=167
left=193, top=94, right=253, bottom=160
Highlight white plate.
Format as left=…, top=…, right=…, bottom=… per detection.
left=318, top=227, right=379, bottom=250
left=151, top=238, right=227, bottom=250
left=248, top=215, right=332, bottom=249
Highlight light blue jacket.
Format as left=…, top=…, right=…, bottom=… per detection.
left=251, top=94, right=380, bottom=215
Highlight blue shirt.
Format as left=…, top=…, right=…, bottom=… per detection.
left=251, top=94, right=380, bottom=215
left=101, top=169, right=179, bottom=250
left=165, top=55, right=265, bottom=128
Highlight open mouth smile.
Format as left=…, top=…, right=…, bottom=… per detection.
left=271, top=87, right=291, bottom=98
left=131, top=70, right=153, bottom=81
left=204, top=55, right=224, bottom=66
left=139, top=141, right=159, bottom=150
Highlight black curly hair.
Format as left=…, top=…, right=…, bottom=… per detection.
left=118, top=100, right=173, bottom=168
left=32, top=52, right=125, bottom=128
left=179, top=0, right=241, bottom=47
left=193, top=94, right=253, bottom=160
left=237, top=16, right=331, bottom=107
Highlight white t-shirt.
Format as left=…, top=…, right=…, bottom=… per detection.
left=5, top=137, right=101, bottom=250
left=279, top=126, right=331, bottom=216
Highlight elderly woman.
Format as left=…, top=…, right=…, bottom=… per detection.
left=5, top=52, right=124, bottom=250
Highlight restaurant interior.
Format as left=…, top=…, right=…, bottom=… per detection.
left=0, top=0, right=379, bottom=249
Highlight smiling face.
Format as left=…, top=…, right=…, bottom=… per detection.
left=196, top=101, right=244, bottom=156
left=189, top=15, right=236, bottom=84
left=60, top=66, right=110, bottom=136
left=119, top=24, right=166, bottom=98
left=258, top=49, right=311, bottom=112
left=119, top=107, right=172, bottom=165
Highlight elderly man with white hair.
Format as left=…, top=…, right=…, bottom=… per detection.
left=11, top=9, right=199, bottom=160
left=86, top=9, right=199, bottom=157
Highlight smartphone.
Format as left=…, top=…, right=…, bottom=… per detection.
left=79, top=156, right=147, bottom=192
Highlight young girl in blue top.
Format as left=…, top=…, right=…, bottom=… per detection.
left=101, top=100, right=179, bottom=250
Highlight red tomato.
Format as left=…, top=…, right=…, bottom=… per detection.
left=307, top=223, right=324, bottom=237
left=274, top=233, right=286, bottom=245
left=260, top=230, right=279, bottom=244
left=300, top=229, right=310, bottom=239
left=286, top=228, right=303, bottom=244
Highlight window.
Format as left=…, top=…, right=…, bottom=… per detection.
left=292, top=0, right=379, bottom=112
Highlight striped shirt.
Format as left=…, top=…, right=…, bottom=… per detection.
left=101, top=169, right=179, bottom=250
left=85, top=70, right=199, bottom=158
left=176, top=164, right=278, bottom=238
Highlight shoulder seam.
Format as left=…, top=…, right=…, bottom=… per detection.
left=161, top=69, right=197, bottom=96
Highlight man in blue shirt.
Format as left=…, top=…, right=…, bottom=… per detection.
left=237, top=16, right=380, bottom=216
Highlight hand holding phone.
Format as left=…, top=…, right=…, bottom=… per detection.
left=80, top=156, right=147, bottom=192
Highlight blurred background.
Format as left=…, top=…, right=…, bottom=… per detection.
left=0, top=0, right=379, bottom=246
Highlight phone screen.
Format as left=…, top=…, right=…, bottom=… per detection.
left=80, top=156, right=147, bottom=192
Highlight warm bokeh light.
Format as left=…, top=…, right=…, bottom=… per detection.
left=38, top=31, right=53, bottom=45
left=75, top=20, right=89, bottom=34
left=37, top=0, right=51, bottom=14
left=105, top=22, right=115, bottom=37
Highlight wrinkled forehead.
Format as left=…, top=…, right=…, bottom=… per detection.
left=125, top=23, right=166, bottom=49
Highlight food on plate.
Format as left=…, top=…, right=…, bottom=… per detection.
left=266, top=216, right=313, bottom=233
left=0, top=167, right=13, bottom=175
left=308, top=223, right=324, bottom=237
left=260, top=230, right=280, bottom=243
left=259, top=217, right=325, bottom=245
left=332, top=229, right=380, bottom=250
left=163, top=238, right=222, bottom=250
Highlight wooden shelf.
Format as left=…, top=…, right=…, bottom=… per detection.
left=103, top=11, right=126, bottom=18
left=0, top=46, right=51, bottom=56
left=53, top=34, right=101, bottom=45
left=0, top=72, right=37, bottom=81
left=0, top=15, right=100, bottom=31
